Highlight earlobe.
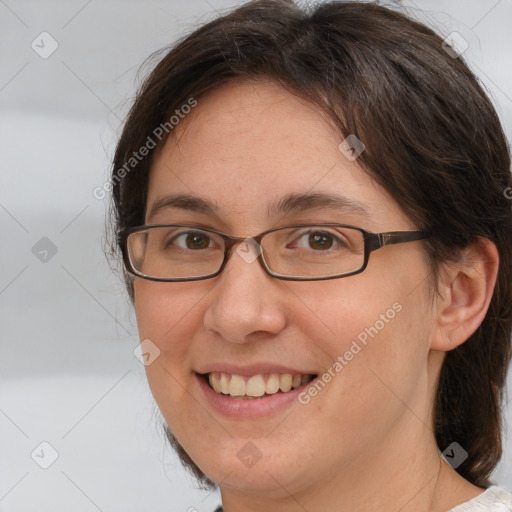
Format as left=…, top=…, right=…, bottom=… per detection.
left=431, top=238, right=499, bottom=352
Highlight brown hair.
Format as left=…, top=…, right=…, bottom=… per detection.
left=109, top=0, right=512, bottom=489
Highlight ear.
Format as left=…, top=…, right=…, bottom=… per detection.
left=431, top=237, right=499, bottom=351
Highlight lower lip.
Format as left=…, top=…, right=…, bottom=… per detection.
left=195, top=373, right=314, bottom=419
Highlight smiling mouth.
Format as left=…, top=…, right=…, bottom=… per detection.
left=199, top=372, right=317, bottom=399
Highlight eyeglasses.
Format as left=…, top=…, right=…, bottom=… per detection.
left=118, top=223, right=431, bottom=282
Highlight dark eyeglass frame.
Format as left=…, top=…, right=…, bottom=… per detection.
left=117, top=223, right=431, bottom=282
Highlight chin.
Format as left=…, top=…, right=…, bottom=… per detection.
left=193, top=438, right=311, bottom=495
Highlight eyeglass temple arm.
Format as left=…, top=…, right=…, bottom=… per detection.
left=365, top=231, right=430, bottom=252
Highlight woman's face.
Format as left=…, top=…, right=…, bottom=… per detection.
left=134, top=79, right=437, bottom=496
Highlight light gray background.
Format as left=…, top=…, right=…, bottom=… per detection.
left=1, top=1, right=511, bottom=510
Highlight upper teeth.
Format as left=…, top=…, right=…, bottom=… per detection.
left=208, top=372, right=314, bottom=397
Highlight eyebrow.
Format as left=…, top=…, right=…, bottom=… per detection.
left=148, top=193, right=218, bottom=219
left=269, top=191, right=370, bottom=218
left=147, top=191, right=370, bottom=221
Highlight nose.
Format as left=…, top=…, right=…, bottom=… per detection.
left=202, top=240, right=287, bottom=343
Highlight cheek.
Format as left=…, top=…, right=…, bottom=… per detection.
left=290, top=277, right=410, bottom=359
left=293, top=276, right=432, bottom=426
left=134, top=279, right=204, bottom=343
left=133, top=280, right=206, bottom=403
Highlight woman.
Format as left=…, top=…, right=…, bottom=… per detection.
left=109, top=1, right=512, bottom=510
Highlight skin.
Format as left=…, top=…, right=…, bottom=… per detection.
left=133, top=79, right=499, bottom=512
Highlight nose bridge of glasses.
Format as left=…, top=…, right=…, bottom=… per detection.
left=225, top=235, right=264, bottom=266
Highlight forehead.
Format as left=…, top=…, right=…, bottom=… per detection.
left=147, top=79, right=408, bottom=231
left=157, top=78, right=340, bottom=175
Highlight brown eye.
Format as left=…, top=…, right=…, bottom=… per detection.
left=162, top=229, right=214, bottom=251
left=185, top=233, right=210, bottom=249
left=289, top=229, right=349, bottom=252
left=308, top=232, right=334, bottom=250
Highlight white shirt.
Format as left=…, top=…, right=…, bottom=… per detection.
left=449, top=486, right=512, bottom=511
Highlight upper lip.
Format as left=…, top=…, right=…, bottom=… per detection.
left=195, top=363, right=317, bottom=377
